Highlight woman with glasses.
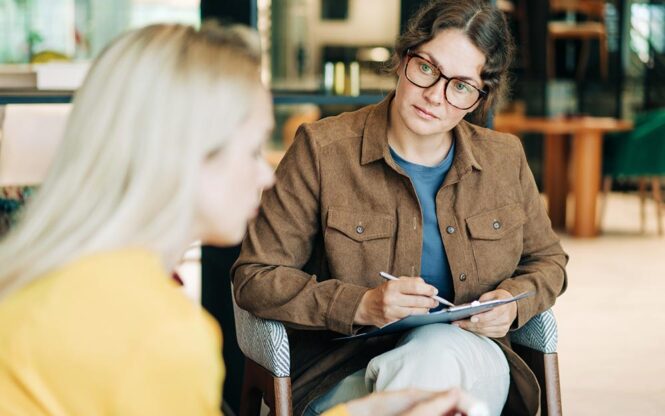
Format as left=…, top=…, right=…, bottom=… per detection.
left=233, top=1, right=568, bottom=415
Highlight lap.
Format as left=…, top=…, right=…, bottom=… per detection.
left=306, top=324, right=510, bottom=416
left=366, top=323, right=509, bottom=391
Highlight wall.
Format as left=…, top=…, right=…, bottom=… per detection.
left=272, top=0, right=400, bottom=85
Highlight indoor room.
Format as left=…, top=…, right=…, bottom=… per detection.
left=1, top=1, right=664, bottom=415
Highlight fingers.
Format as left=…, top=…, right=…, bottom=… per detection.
left=457, top=390, right=491, bottom=416
left=388, top=306, right=430, bottom=322
left=407, top=307, right=432, bottom=316
left=384, top=278, right=439, bottom=309
left=355, top=280, right=439, bottom=327
left=345, top=389, right=436, bottom=416
left=346, top=388, right=489, bottom=416
left=401, top=388, right=460, bottom=416
left=453, top=313, right=510, bottom=330
left=452, top=304, right=514, bottom=336
left=450, top=289, right=518, bottom=337
left=467, top=308, right=499, bottom=324
left=393, top=277, right=438, bottom=297
left=467, top=303, right=511, bottom=324
left=393, top=293, right=438, bottom=310
left=452, top=319, right=509, bottom=338
left=477, top=291, right=499, bottom=302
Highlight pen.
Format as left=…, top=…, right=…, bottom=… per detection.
left=379, top=271, right=455, bottom=307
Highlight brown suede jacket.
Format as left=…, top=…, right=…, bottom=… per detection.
left=232, top=92, right=568, bottom=415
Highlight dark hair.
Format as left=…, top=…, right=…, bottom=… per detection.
left=390, top=0, right=514, bottom=124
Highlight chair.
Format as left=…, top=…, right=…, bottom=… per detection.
left=232, top=295, right=562, bottom=416
left=232, top=294, right=291, bottom=416
left=547, top=0, right=608, bottom=81
left=510, top=310, right=562, bottom=416
left=600, top=108, right=665, bottom=236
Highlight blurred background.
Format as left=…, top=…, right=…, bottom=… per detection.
left=1, top=1, right=664, bottom=414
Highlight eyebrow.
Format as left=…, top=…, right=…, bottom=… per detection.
left=417, top=51, right=482, bottom=87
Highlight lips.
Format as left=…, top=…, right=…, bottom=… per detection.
left=413, top=105, right=439, bottom=120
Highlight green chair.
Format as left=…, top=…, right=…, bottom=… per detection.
left=601, top=108, right=665, bottom=235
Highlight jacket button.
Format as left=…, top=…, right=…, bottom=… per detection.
left=492, top=220, right=501, bottom=230
left=446, top=226, right=455, bottom=234
left=356, top=225, right=365, bottom=234
left=459, top=273, right=467, bottom=281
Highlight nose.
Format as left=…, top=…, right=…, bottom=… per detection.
left=422, top=77, right=447, bottom=106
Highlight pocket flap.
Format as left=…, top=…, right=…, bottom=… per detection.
left=327, top=208, right=394, bottom=242
left=466, top=204, right=527, bottom=240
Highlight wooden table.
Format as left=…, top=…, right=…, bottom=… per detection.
left=494, top=114, right=633, bottom=237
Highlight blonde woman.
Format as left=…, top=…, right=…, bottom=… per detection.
left=0, top=23, right=485, bottom=416
left=0, top=22, right=273, bottom=415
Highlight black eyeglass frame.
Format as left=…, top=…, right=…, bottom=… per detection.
left=404, top=50, right=488, bottom=110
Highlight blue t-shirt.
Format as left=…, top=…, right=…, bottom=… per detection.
left=390, top=143, right=455, bottom=304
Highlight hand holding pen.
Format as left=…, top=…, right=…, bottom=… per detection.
left=353, top=271, right=452, bottom=328
left=379, top=272, right=455, bottom=307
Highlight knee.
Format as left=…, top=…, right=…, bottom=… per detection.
left=365, top=330, right=465, bottom=392
left=401, top=323, right=464, bottom=346
left=366, top=356, right=463, bottom=393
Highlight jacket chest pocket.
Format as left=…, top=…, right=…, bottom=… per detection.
left=324, top=207, right=394, bottom=283
left=465, top=203, right=526, bottom=287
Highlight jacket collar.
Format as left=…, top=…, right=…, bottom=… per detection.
left=360, top=92, right=392, bottom=165
left=446, top=118, right=484, bottom=187
left=360, top=91, right=483, bottom=176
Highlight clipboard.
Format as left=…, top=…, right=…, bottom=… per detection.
left=336, top=291, right=534, bottom=340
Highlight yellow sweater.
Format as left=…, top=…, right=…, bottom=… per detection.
left=0, top=249, right=353, bottom=416
left=0, top=249, right=223, bottom=415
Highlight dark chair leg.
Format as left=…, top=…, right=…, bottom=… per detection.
left=239, top=358, right=292, bottom=416
left=652, top=177, right=663, bottom=236
left=544, top=353, right=563, bottom=416
left=264, top=375, right=292, bottom=416
left=639, top=177, right=648, bottom=234
left=513, top=344, right=563, bottom=416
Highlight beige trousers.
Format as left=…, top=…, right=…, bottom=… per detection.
left=306, top=323, right=510, bottom=416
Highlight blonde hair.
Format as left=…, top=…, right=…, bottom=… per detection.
left=0, top=22, right=262, bottom=298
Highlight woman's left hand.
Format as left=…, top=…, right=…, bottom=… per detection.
left=452, top=289, right=517, bottom=338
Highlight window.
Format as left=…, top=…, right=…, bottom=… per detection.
left=0, top=0, right=200, bottom=64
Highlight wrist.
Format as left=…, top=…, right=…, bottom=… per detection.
left=353, top=291, right=372, bottom=326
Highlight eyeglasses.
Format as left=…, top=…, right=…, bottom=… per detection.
left=404, top=50, right=487, bottom=110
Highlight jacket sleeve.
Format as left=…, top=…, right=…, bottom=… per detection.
left=497, top=139, right=569, bottom=328
left=231, top=125, right=369, bottom=335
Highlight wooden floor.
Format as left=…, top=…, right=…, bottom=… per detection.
left=556, top=192, right=665, bottom=415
